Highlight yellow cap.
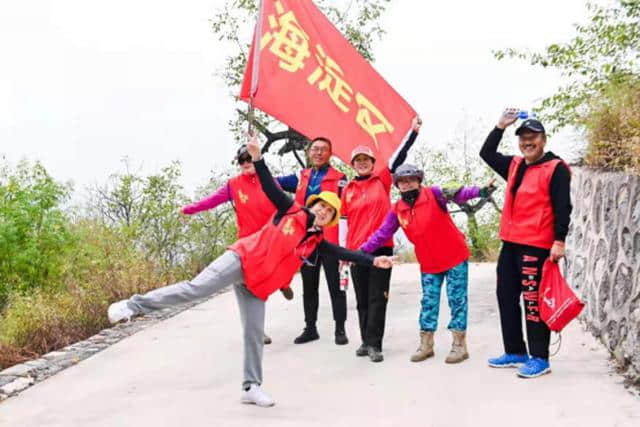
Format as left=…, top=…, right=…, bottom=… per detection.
left=306, top=191, right=341, bottom=227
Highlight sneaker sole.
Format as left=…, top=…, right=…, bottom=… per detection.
left=241, top=399, right=275, bottom=408
left=107, top=313, right=132, bottom=325
left=488, top=362, right=526, bottom=368
left=517, top=368, right=551, bottom=378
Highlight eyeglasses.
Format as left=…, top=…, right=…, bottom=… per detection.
left=309, top=147, right=329, bottom=154
left=238, top=156, right=252, bottom=165
left=518, top=134, right=542, bottom=142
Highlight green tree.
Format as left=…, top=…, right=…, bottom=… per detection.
left=0, top=159, right=75, bottom=306
left=211, top=0, right=391, bottom=164
left=494, top=1, right=640, bottom=131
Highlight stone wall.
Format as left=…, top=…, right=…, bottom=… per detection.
left=564, top=167, right=640, bottom=380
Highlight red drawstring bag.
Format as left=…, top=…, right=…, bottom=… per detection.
left=539, top=259, right=585, bottom=332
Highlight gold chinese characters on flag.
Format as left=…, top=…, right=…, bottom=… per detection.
left=240, top=0, right=416, bottom=170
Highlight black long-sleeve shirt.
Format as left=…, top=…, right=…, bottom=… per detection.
left=253, top=157, right=375, bottom=266
left=479, top=127, right=572, bottom=242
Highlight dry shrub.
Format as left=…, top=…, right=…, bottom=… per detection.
left=583, top=78, right=640, bottom=175
left=0, top=343, right=38, bottom=369
left=0, top=221, right=193, bottom=369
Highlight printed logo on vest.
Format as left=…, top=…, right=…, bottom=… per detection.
left=346, top=190, right=354, bottom=204
left=238, top=189, right=249, bottom=204
left=282, top=218, right=295, bottom=235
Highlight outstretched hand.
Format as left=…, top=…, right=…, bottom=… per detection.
left=497, top=108, right=519, bottom=130
left=485, top=177, right=497, bottom=194
left=246, top=133, right=262, bottom=161
left=373, top=255, right=398, bottom=269
left=412, top=115, right=423, bottom=132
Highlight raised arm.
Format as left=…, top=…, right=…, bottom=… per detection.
left=247, top=135, right=294, bottom=214
left=389, top=116, right=422, bottom=173
left=480, top=109, right=520, bottom=180
left=479, top=128, right=512, bottom=180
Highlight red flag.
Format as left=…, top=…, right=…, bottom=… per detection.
left=240, top=0, right=416, bottom=171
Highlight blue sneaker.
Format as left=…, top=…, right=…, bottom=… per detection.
left=488, top=353, right=529, bottom=368
left=517, top=357, right=551, bottom=378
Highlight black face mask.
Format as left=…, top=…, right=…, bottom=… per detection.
left=401, top=189, right=420, bottom=207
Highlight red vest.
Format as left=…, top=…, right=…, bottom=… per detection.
left=393, top=187, right=470, bottom=274
left=228, top=174, right=277, bottom=238
left=230, top=204, right=322, bottom=301
left=295, top=165, right=345, bottom=244
left=342, top=168, right=393, bottom=250
left=499, top=157, right=568, bottom=249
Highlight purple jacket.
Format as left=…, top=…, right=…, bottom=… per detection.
left=361, top=185, right=481, bottom=253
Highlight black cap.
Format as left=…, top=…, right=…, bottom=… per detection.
left=236, top=145, right=249, bottom=160
left=515, top=119, right=545, bottom=135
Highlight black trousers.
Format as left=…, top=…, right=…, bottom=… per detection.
left=300, top=252, right=346, bottom=327
left=496, top=241, right=551, bottom=359
left=350, top=247, right=393, bottom=351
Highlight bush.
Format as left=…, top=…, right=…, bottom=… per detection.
left=466, top=211, right=501, bottom=262
left=0, top=160, right=75, bottom=307
left=0, top=159, right=239, bottom=369
left=582, top=77, right=640, bottom=175
left=0, top=221, right=169, bottom=367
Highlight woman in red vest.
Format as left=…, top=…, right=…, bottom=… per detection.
left=107, top=134, right=394, bottom=408
left=361, top=164, right=494, bottom=364
left=278, top=138, right=350, bottom=345
left=181, top=145, right=292, bottom=344
left=182, top=145, right=282, bottom=238
left=340, top=115, right=421, bottom=362
left=480, top=109, right=572, bottom=379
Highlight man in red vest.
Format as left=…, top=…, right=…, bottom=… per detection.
left=278, top=138, right=349, bottom=345
left=181, top=145, right=293, bottom=344
left=480, top=108, right=572, bottom=378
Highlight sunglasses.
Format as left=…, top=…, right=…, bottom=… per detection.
left=238, top=156, right=252, bottom=165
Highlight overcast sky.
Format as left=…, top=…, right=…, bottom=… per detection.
left=0, top=0, right=599, bottom=195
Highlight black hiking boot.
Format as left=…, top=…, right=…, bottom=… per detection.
left=294, top=327, right=319, bottom=344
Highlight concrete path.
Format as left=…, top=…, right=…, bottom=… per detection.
left=0, top=263, right=638, bottom=427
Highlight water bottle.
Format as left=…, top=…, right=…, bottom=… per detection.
left=340, top=267, right=349, bottom=291
left=517, top=110, right=538, bottom=120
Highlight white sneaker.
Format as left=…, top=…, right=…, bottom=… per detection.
left=107, top=300, right=136, bottom=324
left=241, top=384, right=275, bottom=407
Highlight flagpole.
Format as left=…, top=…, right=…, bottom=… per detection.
left=248, top=0, right=264, bottom=137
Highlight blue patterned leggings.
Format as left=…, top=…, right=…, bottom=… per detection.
left=419, top=260, right=468, bottom=332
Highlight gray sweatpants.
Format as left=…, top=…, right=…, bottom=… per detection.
left=127, top=250, right=265, bottom=389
